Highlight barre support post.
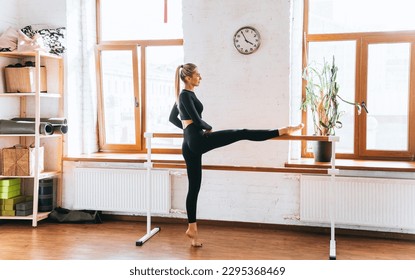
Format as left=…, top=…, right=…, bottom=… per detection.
left=329, top=137, right=338, bottom=260
left=136, top=132, right=160, bottom=246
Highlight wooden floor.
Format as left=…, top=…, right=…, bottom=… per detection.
left=0, top=219, right=414, bottom=260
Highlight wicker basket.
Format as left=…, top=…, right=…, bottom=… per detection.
left=4, top=66, right=47, bottom=93
left=2, top=146, right=44, bottom=176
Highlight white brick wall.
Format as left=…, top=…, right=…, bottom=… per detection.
left=183, top=0, right=292, bottom=167
left=0, top=0, right=19, bottom=31
left=18, top=0, right=66, bottom=27
left=0, top=1, right=20, bottom=124
left=195, top=170, right=301, bottom=224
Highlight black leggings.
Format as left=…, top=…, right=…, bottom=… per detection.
left=182, top=124, right=279, bottom=223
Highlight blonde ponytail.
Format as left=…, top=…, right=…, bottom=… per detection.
left=174, top=64, right=183, bottom=104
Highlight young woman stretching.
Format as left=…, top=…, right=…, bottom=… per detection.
left=169, top=63, right=304, bottom=247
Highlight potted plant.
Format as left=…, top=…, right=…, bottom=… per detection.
left=300, top=56, right=366, bottom=161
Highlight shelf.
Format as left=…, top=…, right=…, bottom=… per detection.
left=0, top=170, right=61, bottom=180
left=0, top=211, right=51, bottom=221
left=39, top=171, right=62, bottom=179
left=0, top=92, right=62, bottom=98
left=0, top=51, right=63, bottom=59
left=0, top=134, right=63, bottom=138
left=0, top=134, right=35, bottom=137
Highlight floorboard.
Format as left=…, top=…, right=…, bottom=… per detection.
left=0, top=219, right=414, bottom=260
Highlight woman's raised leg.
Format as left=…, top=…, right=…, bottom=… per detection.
left=200, top=123, right=304, bottom=154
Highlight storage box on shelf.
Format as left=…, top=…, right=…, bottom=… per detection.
left=38, top=178, right=54, bottom=212
left=0, top=51, right=64, bottom=226
left=4, top=66, right=47, bottom=93
left=0, top=178, right=21, bottom=199
left=2, top=145, right=44, bottom=176
left=16, top=200, right=33, bottom=216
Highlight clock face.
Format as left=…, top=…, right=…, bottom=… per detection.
left=233, top=26, right=261, bottom=55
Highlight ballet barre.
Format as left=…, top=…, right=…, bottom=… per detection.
left=136, top=132, right=339, bottom=260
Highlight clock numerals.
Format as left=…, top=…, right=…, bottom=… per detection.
left=239, top=48, right=254, bottom=53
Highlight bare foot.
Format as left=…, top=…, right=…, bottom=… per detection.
left=287, top=123, right=304, bottom=135
left=279, top=123, right=304, bottom=136
left=186, top=223, right=202, bottom=247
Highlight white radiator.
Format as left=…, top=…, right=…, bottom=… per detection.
left=300, top=175, right=415, bottom=230
left=73, top=168, right=171, bottom=214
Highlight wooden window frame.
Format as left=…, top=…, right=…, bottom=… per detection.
left=302, top=0, right=415, bottom=161
left=96, top=44, right=142, bottom=152
left=96, top=0, right=183, bottom=153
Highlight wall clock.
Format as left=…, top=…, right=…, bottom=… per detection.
left=233, top=26, right=261, bottom=55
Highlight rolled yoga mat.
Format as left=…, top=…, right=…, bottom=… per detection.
left=11, top=117, right=68, bottom=134
left=0, top=119, right=54, bottom=135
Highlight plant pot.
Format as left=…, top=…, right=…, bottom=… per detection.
left=313, top=141, right=332, bottom=162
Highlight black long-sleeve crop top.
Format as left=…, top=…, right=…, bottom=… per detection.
left=169, top=89, right=212, bottom=130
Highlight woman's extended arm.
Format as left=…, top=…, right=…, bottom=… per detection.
left=169, top=103, right=183, bottom=129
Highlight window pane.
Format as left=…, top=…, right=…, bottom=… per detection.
left=146, top=46, right=183, bottom=148
left=366, top=43, right=410, bottom=151
left=307, top=41, right=356, bottom=153
left=101, top=50, right=136, bottom=145
left=100, top=0, right=183, bottom=40
left=309, top=0, right=415, bottom=34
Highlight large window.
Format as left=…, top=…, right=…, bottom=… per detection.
left=303, top=0, right=415, bottom=160
left=96, top=0, right=183, bottom=152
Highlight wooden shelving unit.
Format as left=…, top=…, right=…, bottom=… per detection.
left=0, top=51, right=64, bottom=227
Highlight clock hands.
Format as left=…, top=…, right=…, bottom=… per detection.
left=240, top=30, right=254, bottom=45
left=234, top=27, right=260, bottom=54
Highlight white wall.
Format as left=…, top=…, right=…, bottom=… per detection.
left=0, top=0, right=19, bottom=31
left=183, top=0, right=292, bottom=167
left=0, top=0, right=20, bottom=150
left=18, top=0, right=66, bottom=27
